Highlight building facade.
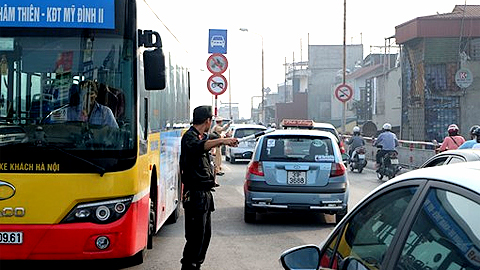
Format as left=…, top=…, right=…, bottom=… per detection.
left=307, top=45, right=363, bottom=123
left=396, top=5, right=480, bottom=141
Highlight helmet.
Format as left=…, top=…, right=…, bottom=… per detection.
left=474, top=127, right=480, bottom=137
left=470, top=125, right=479, bottom=136
left=382, top=123, right=392, bottom=130
left=352, top=126, right=360, bottom=133
left=448, top=124, right=459, bottom=132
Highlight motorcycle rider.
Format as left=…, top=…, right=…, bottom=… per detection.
left=373, top=123, right=399, bottom=170
left=437, top=124, right=465, bottom=152
left=458, top=125, right=478, bottom=149
left=471, top=128, right=480, bottom=149
left=346, top=126, right=365, bottom=162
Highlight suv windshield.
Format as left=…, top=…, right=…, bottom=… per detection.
left=0, top=28, right=135, bottom=172
left=260, top=136, right=335, bottom=162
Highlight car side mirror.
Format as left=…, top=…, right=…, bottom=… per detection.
left=280, top=245, right=320, bottom=270
left=242, top=151, right=253, bottom=159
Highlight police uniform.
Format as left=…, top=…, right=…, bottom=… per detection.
left=180, top=125, right=216, bottom=270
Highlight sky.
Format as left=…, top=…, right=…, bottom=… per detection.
left=152, top=0, right=479, bottom=119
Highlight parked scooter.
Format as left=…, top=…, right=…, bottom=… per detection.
left=376, top=149, right=401, bottom=180
left=349, top=146, right=367, bottom=173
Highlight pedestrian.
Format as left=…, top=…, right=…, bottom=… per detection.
left=437, top=124, right=466, bottom=152
left=459, top=125, right=479, bottom=149
left=179, top=105, right=238, bottom=270
left=211, top=116, right=231, bottom=177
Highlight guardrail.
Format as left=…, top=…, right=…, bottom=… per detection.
left=344, top=136, right=437, bottom=169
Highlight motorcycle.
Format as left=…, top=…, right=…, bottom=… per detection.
left=376, top=149, right=402, bottom=180
left=349, top=146, right=367, bottom=173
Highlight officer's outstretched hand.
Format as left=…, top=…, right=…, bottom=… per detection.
left=224, top=137, right=239, bottom=147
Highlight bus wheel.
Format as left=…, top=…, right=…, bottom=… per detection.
left=147, top=198, right=156, bottom=249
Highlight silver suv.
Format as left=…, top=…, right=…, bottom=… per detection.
left=225, top=124, right=266, bottom=163
left=244, top=129, right=349, bottom=223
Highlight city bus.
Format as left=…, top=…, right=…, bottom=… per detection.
left=0, top=0, right=190, bottom=264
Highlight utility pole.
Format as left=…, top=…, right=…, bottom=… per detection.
left=284, top=57, right=287, bottom=103
left=228, top=69, right=232, bottom=120
left=342, top=0, right=347, bottom=134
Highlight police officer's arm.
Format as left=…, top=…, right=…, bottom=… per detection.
left=221, top=122, right=230, bottom=131
left=204, top=137, right=238, bottom=151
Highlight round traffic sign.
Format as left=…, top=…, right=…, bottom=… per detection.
left=335, top=83, right=353, bottom=102
left=207, top=74, right=228, bottom=95
left=207, top=53, right=228, bottom=74
left=455, top=68, right=473, bottom=88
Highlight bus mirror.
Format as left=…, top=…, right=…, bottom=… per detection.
left=144, top=48, right=166, bottom=90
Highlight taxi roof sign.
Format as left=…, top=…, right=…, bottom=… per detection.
left=281, top=119, right=314, bottom=128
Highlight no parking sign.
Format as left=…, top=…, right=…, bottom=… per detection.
left=335, top=84, right=353, bottom=102
left=207, top=74, right=228, bottom=96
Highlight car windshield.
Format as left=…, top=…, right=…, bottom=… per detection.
left=0, top=33, right=135, bottom=153
left=260, top=135, right=335, bottom=162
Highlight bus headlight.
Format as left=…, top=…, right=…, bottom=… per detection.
left=96, top=206, right=111, bottom=221
left=61, top=196, right=133, bottom=224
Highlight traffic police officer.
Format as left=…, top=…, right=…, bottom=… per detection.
left=179, top=106, right=238, bottom=270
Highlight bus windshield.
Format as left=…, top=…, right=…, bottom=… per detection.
left=0, top=30, right=136, bottom=171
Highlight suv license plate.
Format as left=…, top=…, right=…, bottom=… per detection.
left=0, top=232, right=23, bottom=244
left=287, top=171, right=307, bottom=185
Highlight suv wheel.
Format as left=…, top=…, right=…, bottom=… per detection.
left=335, top=207, right=348, bottom=224
left=230, top=155, right=236, bottom=164
left=244, top=203, right=256, bottom=223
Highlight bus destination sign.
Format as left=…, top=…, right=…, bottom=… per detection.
left=0, top=0, right=115, bottom=29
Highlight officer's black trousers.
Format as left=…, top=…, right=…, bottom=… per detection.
left=181, top=191, right=213, bottom=270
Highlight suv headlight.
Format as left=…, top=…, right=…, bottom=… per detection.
left=61, top=196, right=133, bottom=224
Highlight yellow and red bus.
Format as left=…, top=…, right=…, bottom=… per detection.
left=0, top=0, right=189, bottom=263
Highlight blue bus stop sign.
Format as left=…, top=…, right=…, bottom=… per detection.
left=208, top=29, right=227, bottom=54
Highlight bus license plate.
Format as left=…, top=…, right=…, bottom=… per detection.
left=391, top=159, right=399, bottom=164
left=0, top=232, right=23, bottom=244
left=287, top=171, right=306, bottom=185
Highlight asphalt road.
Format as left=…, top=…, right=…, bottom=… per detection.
left=127, top=158, right=384, bottom=270
left=0, top=159, right=385, bottom=270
